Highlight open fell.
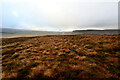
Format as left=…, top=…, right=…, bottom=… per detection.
left=2, top=34, right=120, bottom=80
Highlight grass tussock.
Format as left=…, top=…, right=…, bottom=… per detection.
left=2, top=34, right=120, bottom=80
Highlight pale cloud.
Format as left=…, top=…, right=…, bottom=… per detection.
left=28, top=26, right=59, bottom=31
left=2, top=0, right=119, bottom=3
left=18, top=22, right=59, bottom=31
left=12, top=10, right=19, bottom=17
left=0, top=2, right=2, bottom=28
left=2, top=0, right=118, bottom=31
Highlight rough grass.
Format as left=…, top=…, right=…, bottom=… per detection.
left=2, top=34, right=120, bottom=80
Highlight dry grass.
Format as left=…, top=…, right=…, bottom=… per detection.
left=2, top=34, right=120, bottom=80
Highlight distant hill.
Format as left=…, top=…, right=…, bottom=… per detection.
left=72, top=29, right=120, bottom=34
left=0, top=28, right=53, bottom=34
left=0, top=28, right=24, bottom=34
left=0, top=28, right=62, bottom=38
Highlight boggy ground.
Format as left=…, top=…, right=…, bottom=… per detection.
left=2, top=34, right=120, bottom=80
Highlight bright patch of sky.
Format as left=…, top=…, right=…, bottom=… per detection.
left=1, top=0, right=119, bottom=31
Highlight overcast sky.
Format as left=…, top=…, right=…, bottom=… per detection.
left=1, top=0, right=119, bottom=31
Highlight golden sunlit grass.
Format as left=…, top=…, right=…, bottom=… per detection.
left=2, top=34, right=120, bottom=80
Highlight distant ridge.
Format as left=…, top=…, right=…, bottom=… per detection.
left=0, top=28, right=54, bottom=34
left=73, top=29, right=120, bottom=34
left=73, top=29, right=120, bottom=32
left=0, top=28, right=23, bottom=34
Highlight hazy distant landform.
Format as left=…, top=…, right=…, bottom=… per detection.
left=0, top=28, right=119, bottom=38
left=73, top=29, right=120, bottom=34
left=0, top=28, right=68, bottom=38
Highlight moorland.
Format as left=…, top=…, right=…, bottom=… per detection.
left=2, top=34, right=120, bottom=80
